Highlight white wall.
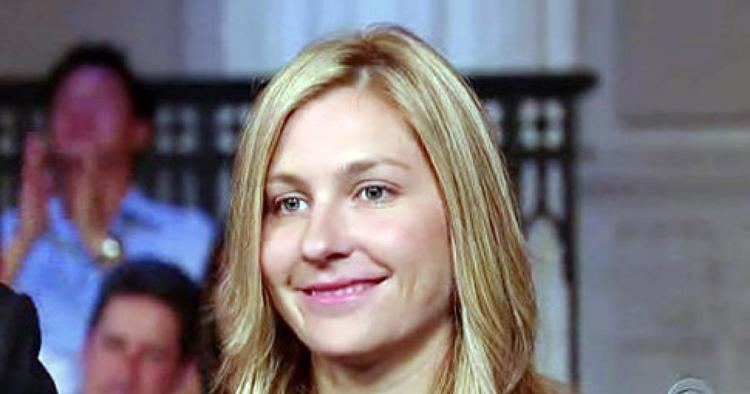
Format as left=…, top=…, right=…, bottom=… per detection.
left=217, top=0, right=579, bottom=75
left=182, top=0, right=223, bottom=74
left=579, top=0, right=750, bottom=392
left=0, top=0, right=581, bottom=76
left=0, top=0, right=185, bottom=76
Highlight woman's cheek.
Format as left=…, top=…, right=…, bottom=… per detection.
left=261, top=225, right=299, bottom=286
left=361, top=206, right=446, bottom=256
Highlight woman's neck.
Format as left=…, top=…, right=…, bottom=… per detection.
left=312, top=317, right=453, bottom=394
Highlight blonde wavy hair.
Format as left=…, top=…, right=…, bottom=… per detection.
left=215, top=25, right=552, bottom=394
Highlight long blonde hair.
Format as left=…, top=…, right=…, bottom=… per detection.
left=215, top=25, right=551, bottom=394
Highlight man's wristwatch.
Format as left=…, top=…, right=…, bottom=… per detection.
left=96, top=235, right=123, bottom=266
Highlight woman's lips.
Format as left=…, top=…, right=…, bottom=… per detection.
left=299, top=277, right=387, bottom=307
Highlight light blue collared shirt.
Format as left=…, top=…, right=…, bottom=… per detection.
left=1, top=187, right=217, bottom=393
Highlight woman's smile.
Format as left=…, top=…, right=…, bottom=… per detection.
left=299, top=276, right=390, bottom=314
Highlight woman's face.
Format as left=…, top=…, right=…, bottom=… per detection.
left=261, top=86, right=454, bottom=360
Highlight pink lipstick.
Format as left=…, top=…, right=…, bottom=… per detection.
left=300, top=277, right=387, bottom=309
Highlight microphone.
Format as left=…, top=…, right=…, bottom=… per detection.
left=667, top=378, right=715, bottom=394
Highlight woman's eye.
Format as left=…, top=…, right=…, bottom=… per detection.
left=358, top=185, right=391, bottom=202
left=276, top=196, right=307, bottom=213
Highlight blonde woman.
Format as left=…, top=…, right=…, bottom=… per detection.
left=216, top=25, right=558, bottom=394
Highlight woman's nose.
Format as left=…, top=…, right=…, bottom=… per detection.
left=300, top=203, right=353, bottom=265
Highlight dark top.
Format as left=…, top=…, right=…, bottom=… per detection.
left=0, top=283, right=57, bottom=394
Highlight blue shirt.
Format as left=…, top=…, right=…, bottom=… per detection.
left=1, top=188, right=217, bottom=393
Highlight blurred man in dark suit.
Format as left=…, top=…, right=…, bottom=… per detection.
left=0, top=283, right=57, bottom=394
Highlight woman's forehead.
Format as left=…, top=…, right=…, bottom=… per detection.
left=268, top=87, right=423, bottom=173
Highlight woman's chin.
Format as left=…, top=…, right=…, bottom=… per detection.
left=308, top=341, right=374, bottom=360
left=305, top=336, right=385, bottom=364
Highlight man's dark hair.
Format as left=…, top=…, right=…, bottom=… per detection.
left=88, top=260, right=200, bottom=360
left=46, top=43, right=154, bottom=120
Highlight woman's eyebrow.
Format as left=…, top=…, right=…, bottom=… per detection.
left=265, top=173, right=307, bottom=190
left=337, top=157, right=411, bottom=177
left=265, top=157, right=410, bottom=188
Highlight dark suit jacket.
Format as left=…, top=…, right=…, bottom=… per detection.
left=0, top=283, right=57, bottom=394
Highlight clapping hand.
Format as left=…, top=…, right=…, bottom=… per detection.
left=65, top=144, right=110, bottom=260
left=1, top=133, right=53, bottom=284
